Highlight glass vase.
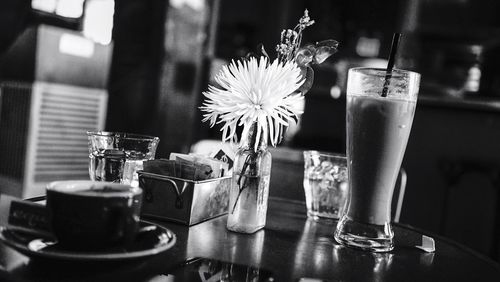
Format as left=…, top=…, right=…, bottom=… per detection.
left=227, top=124, right=272, bottom=233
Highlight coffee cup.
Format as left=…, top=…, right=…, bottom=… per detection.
left=46, top=181, right=143, bottom=251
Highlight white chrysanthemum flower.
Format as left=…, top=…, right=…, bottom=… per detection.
left=200, top=56, right=304, bottom=148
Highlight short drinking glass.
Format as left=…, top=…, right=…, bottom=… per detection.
left=334, top=68, right=420, bottom=252
left=87, top=131, right=160, bottom=187
left=303, top=151, right=348, bottom=221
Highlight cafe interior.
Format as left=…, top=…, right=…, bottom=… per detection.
left=0, top=0, right=500, bottom=281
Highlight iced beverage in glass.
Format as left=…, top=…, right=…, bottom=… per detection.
left=334, top=68, right=420, bottom=252
left=303, top=151, right=348, bottom=220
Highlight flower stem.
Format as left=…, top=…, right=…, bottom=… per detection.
left=231, top=123, right=260, bottom=214
left=232, top=154, right=252, bottom=214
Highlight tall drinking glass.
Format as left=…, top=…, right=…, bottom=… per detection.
left=334, top=68, right=420, bottom=252
left=87, top=131, right=160, bottom=187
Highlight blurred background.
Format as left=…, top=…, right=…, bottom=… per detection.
left=1, top=0, right=500, bottom=260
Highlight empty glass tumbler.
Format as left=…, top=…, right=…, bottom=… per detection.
left=87, top=131, right=159, bottom=187
left=303, top=151, right=348, bottom=221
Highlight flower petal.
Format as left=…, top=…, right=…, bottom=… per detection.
left=200, top=56, right=304, bottom=146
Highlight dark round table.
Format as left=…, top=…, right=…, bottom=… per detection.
left=0, top=197, right=499, bottom=281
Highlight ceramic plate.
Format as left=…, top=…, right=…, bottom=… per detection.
left=0, top=221, right=176, bottom=261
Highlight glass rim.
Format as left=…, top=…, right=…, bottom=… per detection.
left=303, top=150, right=346, bottom=160
left=87, top=131, right=159, bottom=142
left=46, top=180, right=142, bottom=197
left=349, top=67, right=420, bottom=78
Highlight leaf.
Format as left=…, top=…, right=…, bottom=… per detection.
left=297, top=66, right=314, bottom=95
left=313, top=39, right=339, bottom=64
left=295, top=44, right=315, bottom=67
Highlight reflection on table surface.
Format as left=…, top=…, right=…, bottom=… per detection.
left=0, top=198, right=499, bottom=281
left=166, top=257, right=274, bottom=282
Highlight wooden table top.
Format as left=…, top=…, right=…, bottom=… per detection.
left=1, top=197, right=499, bottom=281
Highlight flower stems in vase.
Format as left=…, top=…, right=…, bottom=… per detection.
left=227, top=123, right=272, bottom=233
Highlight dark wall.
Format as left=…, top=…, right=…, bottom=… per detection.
left=0, top=0, right=30, bottom=54
left=106, top=0, right=166, bottom=135
left=403, top=100, right=500, bottom=259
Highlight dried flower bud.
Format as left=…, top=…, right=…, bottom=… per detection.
left=299, top=9, right=315, bottom=28
left=274, top=9, right=338, bottom=94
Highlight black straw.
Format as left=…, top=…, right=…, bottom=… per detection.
left=381, top=33, right=402, bottom=97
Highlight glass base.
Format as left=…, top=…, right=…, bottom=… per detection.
left=307, top=211, right=338, bottom=223
left=334, top=215, right=394, bottom=252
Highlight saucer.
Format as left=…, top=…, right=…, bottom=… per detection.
left=0, top=221, right=176, bottom=261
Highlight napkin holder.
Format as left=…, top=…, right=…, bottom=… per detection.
left=138, top=171, right=231, bottom=226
